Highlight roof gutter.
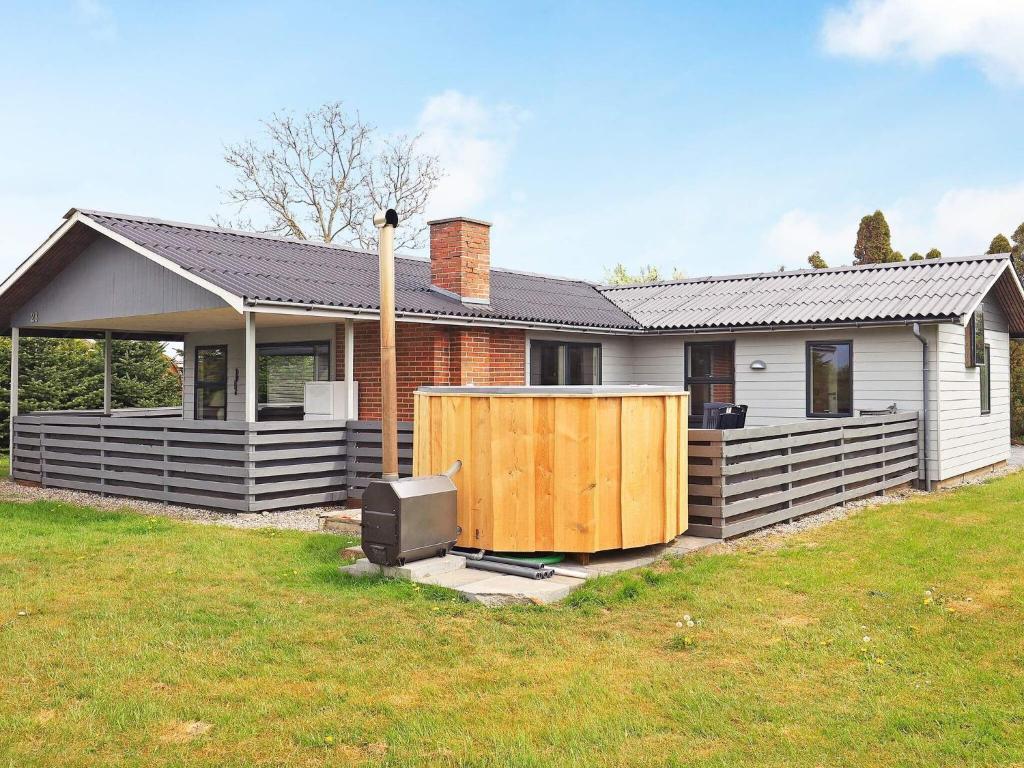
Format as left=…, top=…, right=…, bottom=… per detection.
left=641, top=317, right=963, bottom=335
left=243, top=299, right=965, bottom=337
left=242, top=299, right=643, bottom=335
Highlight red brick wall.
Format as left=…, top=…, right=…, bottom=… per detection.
left=336, top=322, right=525, bottom=420
left=428, top=218, right=491, bottom=302
left=488, top=329, right=527, bottom=385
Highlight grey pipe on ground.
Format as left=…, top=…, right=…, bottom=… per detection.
left=465, top=560, right=555, bottom=579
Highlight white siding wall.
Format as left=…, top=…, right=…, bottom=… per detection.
left=629, top=326, right=942, bottom=480
left=182, top=324, right=335, bottom=421
left=630, top=335, right=686, bottom=385
left=935, top=299, right=1010, bottom=479
left=524, top=332, right=634, bottom=385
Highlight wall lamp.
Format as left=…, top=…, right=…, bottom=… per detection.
left=750, top=359, right=767, bottom=370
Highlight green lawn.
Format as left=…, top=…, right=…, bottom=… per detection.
left=0, top=452, right=8, bottom=478
left=2, top=475, right=1024, bottom=767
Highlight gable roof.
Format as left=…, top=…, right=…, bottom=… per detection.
left=75, top=210, right=642, bottom=331
left=600, top=255, right=1024, bottom=334
left=2, top=209, right=1023, bottom=337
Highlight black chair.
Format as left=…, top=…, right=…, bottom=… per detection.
left=701, top=402, right=731, bottom=429
left=718, top=404, right=748, bottom=429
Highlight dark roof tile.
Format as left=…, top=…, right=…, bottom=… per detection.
left=82, top=211, right=641, bottom=330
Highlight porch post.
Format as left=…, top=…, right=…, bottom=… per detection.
left=103, top=331, right=112, bottom=416
left=344, top=319, right=355, bottom=418
left=244, top=310, right=257, bottom=423
left=9, top=327, right=18, bottom=457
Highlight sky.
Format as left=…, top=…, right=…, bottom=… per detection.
left=1, top=0, right=1023, bottom=282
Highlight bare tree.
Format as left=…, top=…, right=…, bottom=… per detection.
left=218, top=103, right=442, bottom=251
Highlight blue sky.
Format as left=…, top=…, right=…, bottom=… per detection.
left=1, top=0, right=1023, bottom=281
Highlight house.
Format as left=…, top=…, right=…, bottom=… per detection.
left=2, top=208, right=1022, bottom=516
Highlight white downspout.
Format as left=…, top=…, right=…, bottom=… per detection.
left=912, top=323, right=931, bottom=491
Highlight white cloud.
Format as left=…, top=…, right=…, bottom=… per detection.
left=893, top=182, right=1024, bottom=256
left=764, top=209, right=859, bottom=269
left=763, top=181, right=1024, bottom=268
left=417, top=90, right=528, bottom=218
left=73, top=0, right=117, bottom=41
left=821, top=0, right=1024, bottom=84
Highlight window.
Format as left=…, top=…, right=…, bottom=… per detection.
left=966, top=308, right=985, bottom=367
left=981, top=343, right=991, bottom=415
left=195, top=345, right=228, bottom=420
left=529, top=341, right=601, bottom=385
left=806, top=341, right=853, bottom=417
left=685, top=342, right=735, bottom=423
left=257, top=341, right=331, bottom=420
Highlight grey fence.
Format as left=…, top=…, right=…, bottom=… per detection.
left=11, top=414, right=349, bottom=513
left=12, top=410, right=919, bottom=531
left=687, top=411, right=920, bottom=539
left=344, top=420, right=415, bottom=501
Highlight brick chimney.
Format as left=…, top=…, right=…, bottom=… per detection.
left=428, top=216, right=491, bottom=304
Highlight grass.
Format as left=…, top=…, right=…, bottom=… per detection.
left=2, top=476, right=1024, bottom=767
left=0, top=452, right=8, bottom=478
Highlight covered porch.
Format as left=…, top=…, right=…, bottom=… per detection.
left=6, top=305, right=370, bottom=512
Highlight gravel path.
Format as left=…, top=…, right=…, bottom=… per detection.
left=0, top=477, right=346, bottom=533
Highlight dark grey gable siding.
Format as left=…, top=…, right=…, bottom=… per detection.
left=11, top=235, right=228, bottom=327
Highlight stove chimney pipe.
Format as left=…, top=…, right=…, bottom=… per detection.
left=375, top=208, right=400, bottom=481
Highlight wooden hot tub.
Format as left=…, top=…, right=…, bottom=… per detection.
left=413, top=386, right=688, bottom=554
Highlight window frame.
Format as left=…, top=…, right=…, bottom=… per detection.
left=980, top=342, right=991, bottom=415
left=966, top=308, right=985, bottom=368
left=684, top=341, right=736, bottom=423
left=805, top=339, right=854, bottom=419
left=194, top=344, right=229, bottom=421
left=256, top=340, right=332, bottom=405
left=528, top=340, right=602, bottom=386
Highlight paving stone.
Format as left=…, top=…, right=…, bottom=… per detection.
left=420, top=568, right=495, bottom=588
left=338, top=533, right=719, bottom=605
left=341, top=555, right=466, bottom=581
left=454, top=574, right=582, bottom=606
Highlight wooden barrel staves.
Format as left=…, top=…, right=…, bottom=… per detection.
left=413, top=386, right=688, bottom=554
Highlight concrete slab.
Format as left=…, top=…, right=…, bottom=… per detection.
left=341, top=554, right=467, bottom=581
left=578, top=535, right=718, bottom=577
left=420, top=567, right=496, bottom=589
left=338, top=532, right=719, bottom=605
left=453, top=573, right=581, bottom=606
left=669, top=535, right=721, bottom=555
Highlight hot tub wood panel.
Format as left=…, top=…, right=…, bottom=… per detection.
left=413, top=388, right=689, bottom=554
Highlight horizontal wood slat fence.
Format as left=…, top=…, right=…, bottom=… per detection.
left=687, top=411, right=920, bottom=539
left=11, top=413, right=352, bottom=513
left=344, top=420, right=414, bottom=502
left=13, top=411, right=917, bottom=535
